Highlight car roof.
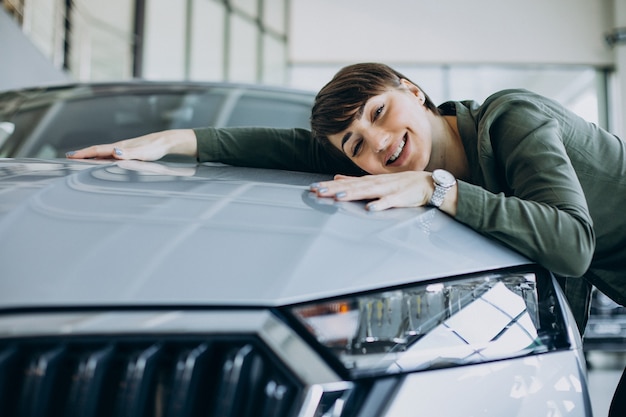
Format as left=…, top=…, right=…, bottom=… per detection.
left=0, top=159, right=530, bottom=310
left=0, top=81, right=315, bottom=112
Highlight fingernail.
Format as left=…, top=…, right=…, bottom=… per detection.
left=114, top=148, right=123, bottom=156
left=335, top=191, right=347, bottom=199
left=366, top=203, right=377, bottom=211
left=318, top=187, right=328, bottom=193
left=65, top=151, right=76, bottom=157
left=309, top=182, right=321, bottom=190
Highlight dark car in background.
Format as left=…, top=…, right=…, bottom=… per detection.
left=0, top=81, right=315, bottom=159
left=584, top=288, right=626, bottom=352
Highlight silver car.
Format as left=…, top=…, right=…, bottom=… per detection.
left=0, top=83, right=591, bottom=417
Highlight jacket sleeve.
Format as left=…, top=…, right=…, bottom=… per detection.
left=454, top=99, right=595, bottom=277
left=193, top=126, right=366, bottom=176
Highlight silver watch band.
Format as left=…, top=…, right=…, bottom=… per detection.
left=429, top=185, right=448, bottom=207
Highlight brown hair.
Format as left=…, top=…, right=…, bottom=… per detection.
left=310, top=63, right=440, bottom=143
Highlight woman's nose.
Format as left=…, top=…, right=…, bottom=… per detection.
left=370, top=132, right=390, bottom=153
left=363, top=126, right=390, bottom=153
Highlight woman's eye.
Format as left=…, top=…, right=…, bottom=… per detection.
left=352, top=139, right=363, bottom=157
left=374, top=105, right=384, bottom=120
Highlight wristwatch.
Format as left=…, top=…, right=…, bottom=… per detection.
left=428, top=169, right=456, bottom=207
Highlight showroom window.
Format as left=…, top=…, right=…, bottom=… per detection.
left=142, top=0, right=289, bottom=85
left=290, top=63, right=612, bottom=129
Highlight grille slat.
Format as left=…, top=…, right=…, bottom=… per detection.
left=166, top=343, right=213, bottom=417
left=19, top=345, right=68, bottom=417
left=67, top=345, right=115, bottom=417
left=214, top=344, right=263, bottom=417
left=0, top=337, right=301, bottom=417
left=116, top=343, right=163, bottom=417
left=0, top=346, right=20, bottom=417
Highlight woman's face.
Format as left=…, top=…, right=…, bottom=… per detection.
left=327, top=80, right=433, bottom=175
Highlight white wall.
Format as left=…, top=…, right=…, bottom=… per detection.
left=0, top=8, right=69, bottom=92
left=289, top=0, right=614, bottom=66
left=286, top=0, right=624, bottom=135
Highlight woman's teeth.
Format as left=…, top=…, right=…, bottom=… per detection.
left=387, top=138, right=406, bottom=164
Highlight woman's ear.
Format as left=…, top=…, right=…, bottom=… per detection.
left=400, top=79, right=425, bottom=103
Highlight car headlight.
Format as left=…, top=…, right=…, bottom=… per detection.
left=288, top=269, right=569, bottom=378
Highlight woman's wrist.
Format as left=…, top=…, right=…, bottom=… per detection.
left=167, top=129, right=198, bottom=157
left=438, top=184, right=458, bottom=216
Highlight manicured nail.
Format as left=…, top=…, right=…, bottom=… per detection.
left=335, top=191, right=347, bottom=199
left=318, top=187, right=328, bottom=193
left=309, top=182, right=321, bottom=190
left=65, top=151, right=76, bottom=157
left=366, top=203, right=377, bottom=211
left=114, top=148, right=123, bottom=156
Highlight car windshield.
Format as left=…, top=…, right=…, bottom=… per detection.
left=0, top=84, right=314, bottom=159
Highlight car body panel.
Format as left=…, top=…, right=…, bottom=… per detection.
left=0, top=158, right=529, bottom=309
left=383, top=351, right=591, bottom=416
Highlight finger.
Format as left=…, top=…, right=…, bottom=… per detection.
left=365, top=198, right=389, bottom=211
left=326, top=183, right=383, bottom=202
left=333, top=174, right=357, bottom=181
left=66, top=144, right=117, bottom=159
left=110, top=144, right=165, bottom=161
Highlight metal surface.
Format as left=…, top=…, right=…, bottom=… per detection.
left=382, top=351, right=592, bottom=416
left=0, top=159, right=529, bottom=309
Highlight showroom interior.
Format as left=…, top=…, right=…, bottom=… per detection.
left=1, top=0, right=625, bottom=416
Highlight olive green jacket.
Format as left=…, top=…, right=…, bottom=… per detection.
left=194, top=89, right=626, bottom=331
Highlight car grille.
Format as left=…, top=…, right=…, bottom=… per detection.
left=0, top=335, right=301, bottom=417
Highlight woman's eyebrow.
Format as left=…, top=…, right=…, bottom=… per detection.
left=340, top=103, right=367, bottom=152
left=341, top=132, right=353, bottom=152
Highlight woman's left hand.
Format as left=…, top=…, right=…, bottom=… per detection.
left=310, top=172, right=435, bottom=211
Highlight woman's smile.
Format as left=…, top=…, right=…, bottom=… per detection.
left=385, top=133, right=408, bottom=166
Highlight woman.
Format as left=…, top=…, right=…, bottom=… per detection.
left=69, top=63, right=625, bottom=414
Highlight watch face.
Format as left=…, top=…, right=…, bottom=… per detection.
left=433, top=169, right=456, bottom=187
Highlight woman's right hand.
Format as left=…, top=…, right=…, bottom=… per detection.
left=66, top=129, right=198, bottom=161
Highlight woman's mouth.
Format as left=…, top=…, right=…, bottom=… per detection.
left=386, top=135, right=407, bottom=165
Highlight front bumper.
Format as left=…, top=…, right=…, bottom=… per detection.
left=0, top=309, right=591, bottom=417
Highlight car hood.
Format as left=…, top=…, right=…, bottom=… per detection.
left=0, top=159, right=530, bottom=309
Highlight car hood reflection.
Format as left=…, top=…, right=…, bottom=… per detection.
left=0, top=159, right=529, bottom=308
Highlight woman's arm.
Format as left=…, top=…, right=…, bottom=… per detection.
left=455, top=100, right=595, bottom=278
left=67, top=126, right=365, bottom=176
left=66, top=129, right=197, bottom=161
left=193, top=126, right=365, bottom=175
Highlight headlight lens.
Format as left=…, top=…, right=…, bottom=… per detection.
left=289, top=270, right=568, bottom=378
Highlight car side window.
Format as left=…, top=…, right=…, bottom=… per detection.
left=227, top=93, right=313, bottom=129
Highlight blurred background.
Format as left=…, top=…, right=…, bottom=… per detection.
left=1, top=0, right=625, bottom=414
left=1, top=0, right=625, bottom=137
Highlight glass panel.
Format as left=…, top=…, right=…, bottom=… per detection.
left=3, top=91, right=227, bottom=158
left=22, top=0, right=62, bottom=62
left=226, top=93, right=313, bottom=129
left=142, top=0, right=187, bottom=80
left=447, top=66, right=600, bottom=124
left=189, top=0, right=225, bottom=80
left=228, top=14, right=257, bottom=82
left=231, top=0, right=258, bottom=17
left=261, top=34, right=286, bottom=85
left=66, top=0, right=134, bottom=80
left=289, top=64, right=602, bottom=125
left=290, top=271, right=568, bottom=378
left=263, top=0, right=286, bottom=34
